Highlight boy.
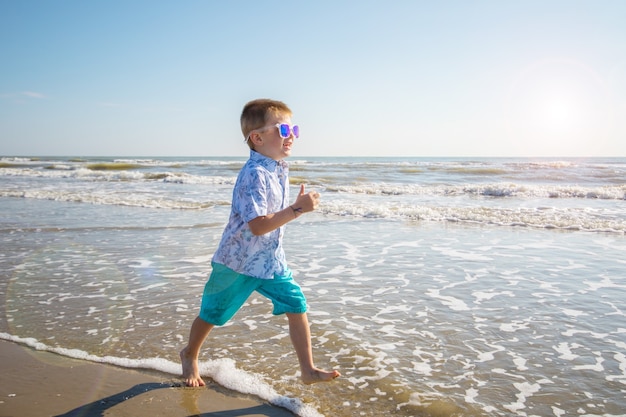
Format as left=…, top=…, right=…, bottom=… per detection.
left=180, top=99, right=340, bottom=387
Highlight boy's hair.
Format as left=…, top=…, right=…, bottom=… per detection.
left=241, top=99, right=292, bottom=149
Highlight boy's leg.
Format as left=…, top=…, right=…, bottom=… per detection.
left=286, top=312, right=341, bottom=384
left=180, top=264, right=260, bottom=387
left=180, top=316, right=214, bottom=387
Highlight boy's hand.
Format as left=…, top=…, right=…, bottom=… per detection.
left=293, top=184, right=320, bottom=213
left=251, top=184, right=319, bottom=235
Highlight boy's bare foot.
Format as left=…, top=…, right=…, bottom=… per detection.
left=301, top=368, right=341, bottom=385
left=180, top=347, right=206, bottom=387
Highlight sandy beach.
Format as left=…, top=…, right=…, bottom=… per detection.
left=0, top=340, right=295, bottom=417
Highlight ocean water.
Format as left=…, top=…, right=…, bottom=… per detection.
left=1, top=156, right=625, bottom=417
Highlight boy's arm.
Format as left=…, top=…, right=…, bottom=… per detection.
left=248, top=184, right=319, bottom=236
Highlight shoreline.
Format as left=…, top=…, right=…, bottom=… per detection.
left=0, top=339, right=295, bottom=417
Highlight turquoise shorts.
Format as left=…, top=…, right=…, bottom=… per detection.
left=199, top=262, right=308, bottom=326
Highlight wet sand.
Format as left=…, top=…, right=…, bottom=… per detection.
left=0, top=340, right=295, bottom=417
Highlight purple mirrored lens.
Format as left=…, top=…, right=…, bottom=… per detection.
left=292, top=125, right=300, bottom=138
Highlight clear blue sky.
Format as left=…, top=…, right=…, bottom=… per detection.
left=1, top=0, right=625, bottom=157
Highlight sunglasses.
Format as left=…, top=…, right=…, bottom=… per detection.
left=246, top=123, right=300, bottom=141
left=275, top=123, right=300, bottom=139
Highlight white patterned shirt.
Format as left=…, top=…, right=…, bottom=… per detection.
left=212, top=150, right=290, bottom=279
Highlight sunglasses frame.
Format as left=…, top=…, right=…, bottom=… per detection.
left=246, top=123, right=300, bottom=142
left=275, top=123, right=300, bottom=139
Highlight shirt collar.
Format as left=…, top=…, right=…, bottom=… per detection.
left=250, top=150, right=288, bottom=171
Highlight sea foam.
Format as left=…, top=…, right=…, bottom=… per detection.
left=0, top=332, right=324, bottom=417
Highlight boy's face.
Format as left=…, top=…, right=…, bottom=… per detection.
left=250, top=112, right=296, bottom=161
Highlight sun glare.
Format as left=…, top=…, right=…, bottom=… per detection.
left=541, top=98, right=574, bottom=128
left=505, top=59, right=613, bottom=156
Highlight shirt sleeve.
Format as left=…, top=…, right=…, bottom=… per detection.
left=234, top=167, right=269, bottom=224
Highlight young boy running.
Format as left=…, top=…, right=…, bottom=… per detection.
left=180, top=98, right=340, bottom=387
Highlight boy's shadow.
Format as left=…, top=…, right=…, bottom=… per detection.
left=54, top=382, right=291, bottom=417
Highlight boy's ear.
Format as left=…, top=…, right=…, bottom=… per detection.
left=250, top=132, right=263, bottom=146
